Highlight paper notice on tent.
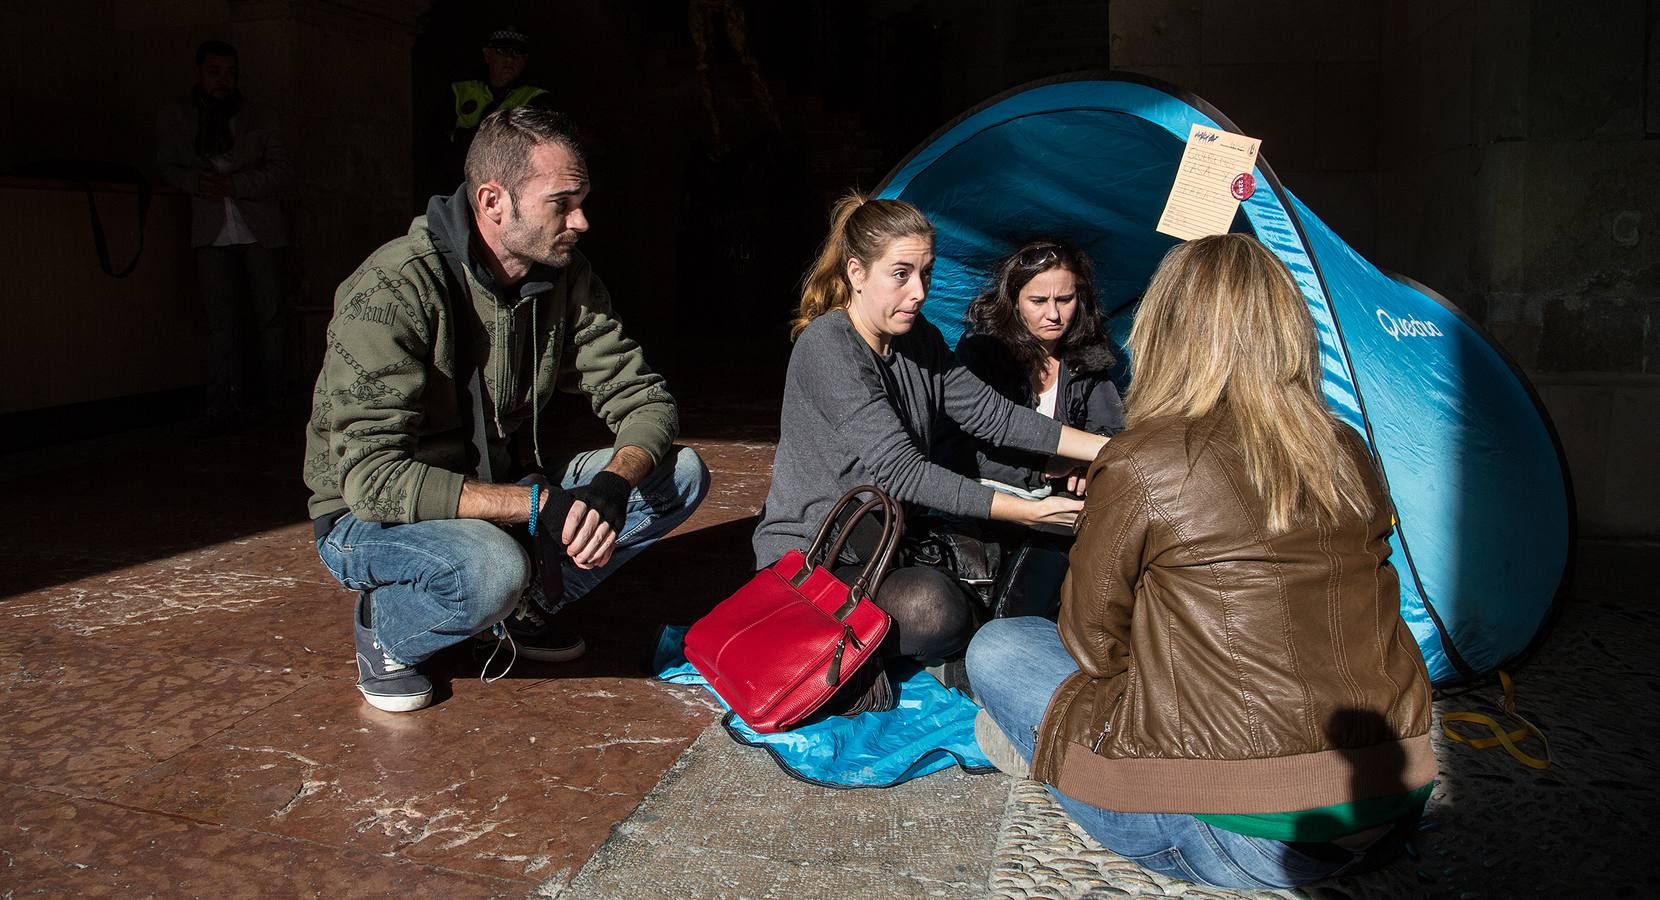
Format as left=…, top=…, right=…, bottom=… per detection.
left=1156, top=124, right=1263, bottom=241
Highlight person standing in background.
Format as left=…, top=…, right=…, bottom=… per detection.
left=157, top=39, right=296, bottom=427
left=442, top=26, right=552, bottom=181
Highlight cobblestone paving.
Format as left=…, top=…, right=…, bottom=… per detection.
left=985, top=541, right=1660, bottom=898
left=560, top=543, right=1654, bottom=898
left=989, top=779, right=1416, bottom=899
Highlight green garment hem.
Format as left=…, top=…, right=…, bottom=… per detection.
left=1194, top=782, right=1433, bottom=842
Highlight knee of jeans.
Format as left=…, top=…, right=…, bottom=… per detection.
left=439, top=524, right=529, bottom=627
left=671, top=446, right=711, bottom=508
left=965, top=618, right=1025, bottom=685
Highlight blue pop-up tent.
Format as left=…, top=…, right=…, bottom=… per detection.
left=876, top=73, right=1574, bottom=685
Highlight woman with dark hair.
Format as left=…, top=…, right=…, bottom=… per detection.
left=945, top=240, right=1126, bottom=617
left=957, top=240, right=1125, bottom=497
left=966, top=234, right=1435, bottom=889
left=753, top=194, right=1111, bottom=707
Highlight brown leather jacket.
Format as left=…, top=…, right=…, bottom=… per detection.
left=1032, top=412, right=1436, bottom=814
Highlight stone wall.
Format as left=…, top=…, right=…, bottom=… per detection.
left=0, top=0, right=427, bottom=385
left=1110, top=0, right=1659, bottom=539
left=2, top=0, right=1651, bottom=537
left=228, top=0, right=426, bottom=326
left=0, top=180, right=201, bottom=413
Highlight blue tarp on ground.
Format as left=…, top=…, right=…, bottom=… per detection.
left=875, top=73, right=1574, bottom=685
left=654, top=626, right=992, bottom=788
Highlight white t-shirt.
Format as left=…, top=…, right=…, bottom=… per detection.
left=210, top=119, right=257, bottom=247
left=1036, top=382, right=1059, bottom=419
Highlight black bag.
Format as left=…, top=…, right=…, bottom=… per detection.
left=904, top=515, right=1073, bottom=621
left=902, top=515, right=1001, bottom=609
left=988, top=535, right=1071, bottom=620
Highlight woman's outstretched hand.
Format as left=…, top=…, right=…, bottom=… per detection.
left=1024, top=495, right=1084, bottom=527
left=990, top=491, right=1084, bottom=528
left=1045, top=459, right=1089, bottom=497
left=1063, top=470, right=1088, bottom=497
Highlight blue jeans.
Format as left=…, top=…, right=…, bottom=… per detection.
left=966, top=617, right=1378, bottom=889
left=317, top=446, right=710, bottom=666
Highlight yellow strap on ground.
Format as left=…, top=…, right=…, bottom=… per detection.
left=1441, top=670, right=1551, bottom=770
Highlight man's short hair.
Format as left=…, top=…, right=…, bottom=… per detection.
left=464, top=107, right=584, bottom=207
left=196, top=40, right=238, bottom=66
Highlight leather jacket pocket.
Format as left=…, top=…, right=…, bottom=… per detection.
left=1087, top=677, right=1127, bottom=753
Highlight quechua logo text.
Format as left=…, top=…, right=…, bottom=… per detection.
left=1376, top=308, right=1444, bottom=341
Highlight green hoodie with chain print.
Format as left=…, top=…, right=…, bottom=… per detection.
left=302, top=188, right=678, bottom=524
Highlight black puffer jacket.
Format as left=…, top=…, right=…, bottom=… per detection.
left=949, top=334, right=1126, bottom=490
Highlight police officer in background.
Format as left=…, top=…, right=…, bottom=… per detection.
left=447, top=26, right=551, bottom=164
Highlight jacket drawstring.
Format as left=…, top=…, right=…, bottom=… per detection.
left=490, top=303, right=508, bottom=453
left=530, top=296, right=543, bottom=469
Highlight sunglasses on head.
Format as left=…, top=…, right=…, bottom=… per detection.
left=1017, top=245, right=1063, bottom=267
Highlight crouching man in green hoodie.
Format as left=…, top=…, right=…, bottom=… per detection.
left=303, top=108, right=709, bottom=712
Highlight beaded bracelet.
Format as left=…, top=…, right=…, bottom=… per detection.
left=529, top=483, right=542, bottom=536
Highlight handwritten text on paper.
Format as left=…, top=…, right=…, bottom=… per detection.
left=1155, top=124, right=1263, bottom=241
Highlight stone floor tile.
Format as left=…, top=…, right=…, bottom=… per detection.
left=1, top=561, right=351, bottom=677
left=0, top=646, right=305, bottom=794
left=682, top=473, right=771, bottom=529
left=0, top=783, right=527, bottom=898
left=4, top=562, right=319, bottom=637
left=110, top=592, right=355, bottom=678
left=105, top=674, right=716, bottom=885
left=0, top=548, right=123, bottom=602
left=159, top=522, right=340, bottom=587
left=683, top=438, right=779, bottom=475
left=0, top=444, right=309, bottom=570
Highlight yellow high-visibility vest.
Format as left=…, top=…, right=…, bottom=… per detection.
left=452, top=81, right=549, bottom=130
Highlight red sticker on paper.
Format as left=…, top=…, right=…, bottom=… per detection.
left=1231, top=173, right=1256, bottom=201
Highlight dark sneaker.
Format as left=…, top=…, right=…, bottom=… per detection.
left=503, top=598, right=587, bottom=662
left=354, top=593, right=432, bottom=712
left=924, top=656, right=973, bottom=699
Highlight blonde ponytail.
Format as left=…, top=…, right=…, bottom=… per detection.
left=792, top=191, right=935, bottom=340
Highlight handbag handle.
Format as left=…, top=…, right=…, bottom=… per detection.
left=796, top=486, right=905, bottom=616
left=804, top=486, right=903, bottom=577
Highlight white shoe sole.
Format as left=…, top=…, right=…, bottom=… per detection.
left=514, top=638, right=587, bottom=663
left=975, top=709, right=1031, bottom=778
left=359, top=685, right=433, bottom=712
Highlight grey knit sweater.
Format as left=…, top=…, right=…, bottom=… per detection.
left=752, top=309, right=1064, bottom=568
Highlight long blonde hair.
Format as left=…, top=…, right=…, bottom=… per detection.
left=793, top=191, right=935, bottom=340
left=1126, top=233, right=1374, bottom=532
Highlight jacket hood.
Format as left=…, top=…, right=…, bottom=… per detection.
left=422, top=185, right=559, bottom=305
left=1064, top=340, right=1115, bottom=375
left=424, top=186, right=486, bottom=299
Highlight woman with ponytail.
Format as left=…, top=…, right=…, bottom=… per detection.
left=967, top=234, right=1435, bottom=889
left=752, top=193, right=1110, bottom=706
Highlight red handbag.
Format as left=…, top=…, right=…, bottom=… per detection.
left=685, top=486, right=902, bottom=733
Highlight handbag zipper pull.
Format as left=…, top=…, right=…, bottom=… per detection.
left=825, top=625, right=860, bottom=686
left=826, top=633, right=847, bottom=686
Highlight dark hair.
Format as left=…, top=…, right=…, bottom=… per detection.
left=966, top=239, right=1110, bottom=373
left=464, top=107, right=585, bottom=207
left=793, top=191, right=935, bottom=340
left=196, top=40, right=237, bottom=66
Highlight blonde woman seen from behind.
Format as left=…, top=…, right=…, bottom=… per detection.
left=966, top=233, right=1435, bottom=889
